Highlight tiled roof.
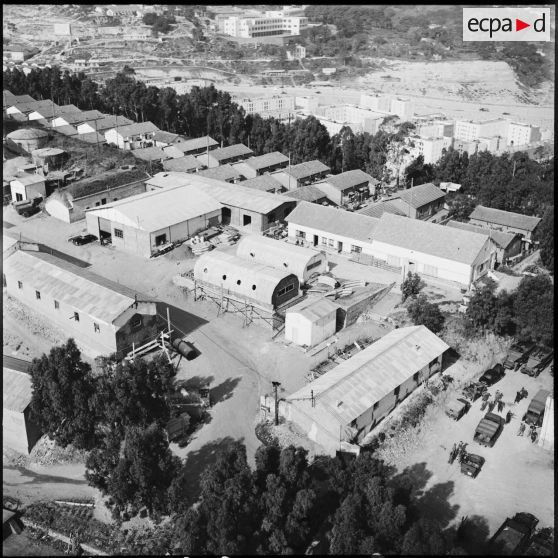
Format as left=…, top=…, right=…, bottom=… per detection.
left=446, top=220, right=519, bottom=250
left=111, top=121, right=159, bottom=137
left=281, top=185, right=327, bottom=203
left=389, top=182, right=446, bottom=209
left=2, top=93, right=35, bottom=109
left=373, top=213, right=491, bottom=264
left=172, top=135, right=218, bottom=153
left=82, top=115, right=133, bottom=131
left=283, top=160, right=331, bottom=179
left=288, top=326, right=449, bottom=425
left=4, top=250, right=143, bottom=324
left=469, top=205, right=541, bottom=232
left=163, top=155, right=203, bottom=172
left=52, top=124, right=78, bottom=136
left=76, top=131, right=106, bottom=144
left=241, top=175, right=284, bottom=192
left=320, top=169, right=377, bottom=191
left=198, top=164, right=242, bottom=182
left=208, top=144, right=253, bottom=161
left=286, top=201, right=379, bottom=243
left=357, top=200, right=407, bottom=219
left=131, top=146, right=169, bottom=161
left=31, top=104, right=81, bottom=119
left=244, top=151, right=289, bottom=170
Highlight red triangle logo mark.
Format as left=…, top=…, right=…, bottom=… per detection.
left=516, top=18, right=530, bottom=32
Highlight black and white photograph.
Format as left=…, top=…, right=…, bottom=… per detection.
left=2, top=3, right=554, bottom=555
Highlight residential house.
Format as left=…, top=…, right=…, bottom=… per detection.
left=76, top=115, right=133, bottom=135
left=6, top=100, right=59, bottom=120
left=232, top=152, right=290, bottom=179
left=272, top=160, right=331, bottom=190
left=314, top=170, right=378, bottom=206
left=2, top=92, right=35, bottom=110
left=152, top=131, right=188, bottom=148
left=131, top=146, right=169, bottom=163
left=104, top=121, right=160, bottom=150
left=10, top=173, right=46, bottom=202
left=383, top=182, right=447, bottom=221
left=3, top=249, right=161, bottom=357
left=280, top=325, right=449, bottom=455
left=163, top=135, right=218, bottom=158
left=51, top=109, right=104, bottom=128
left=28, top=104, right=80, bottom=121
left=446, top=220, right=522, bottom=266
left=196, top=143, right=253, bottom=168
left=281, top=184, right=329, bottom=205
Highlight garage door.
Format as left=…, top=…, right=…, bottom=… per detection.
left=98, top=217, right=111, bottom=233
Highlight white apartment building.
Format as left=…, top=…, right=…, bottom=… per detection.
left=390, top=97, right=414, bottom=120
left=234, top=95, right=295, bottom=116
left=454, top=118, right=509, bottom=142
left=359, top=94, right=414, bottom=120
left=507, top=122, right=541, bottom=147
left=220, top=13, right=308, bottom=38
left=414, top=136, right=453, bottom=164
left=360, top=93, right=391, bottom=113
left=416, top=120, right=454, bottom=138
left=317, top=105, right=386, bottom=134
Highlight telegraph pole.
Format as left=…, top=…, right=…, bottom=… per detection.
left=272, top=381, right=281, bottom=425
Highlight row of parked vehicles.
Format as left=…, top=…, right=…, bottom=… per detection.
left=489, top=512, right=554, bottom=555
left=504, top=342, right=553, bottom=377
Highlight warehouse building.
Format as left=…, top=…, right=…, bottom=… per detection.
left=232, top=151, right=290, bottom=179
left=3, top=250, right=161, bottom=357
left=3, top=357, right=42, bottom=455
left=196, top=143, right=253, bottom=168
left=376, top=182, right=446, bottom=221
left=272, top=160, right=331, bottom=190
left=314, top=169, right=378, bottom=205
left=285, top=297, right=338, bottom=348
left=85, top=185, right=222, bottom=257
left=370, top=213, right=496, bottom=287
left=281, top=325, right=449, bottom=455
left=194, top=250, right=300, bottom=312
left=236, top=234, right=326, bottom=283
left=286, top=201, right=379, bottom=254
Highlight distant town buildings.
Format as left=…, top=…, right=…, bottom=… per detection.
left=218, top=10, right=308, bottom=38
left=233, top=95, right=295, bottom=118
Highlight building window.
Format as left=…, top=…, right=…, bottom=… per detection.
left=130, top=315, right=142, bottom=331
left=296, top=230, right=306, bottom=239
left=307, top=260, right=322, bottom=271
left=35, top=290, right=41, bottom=299
left=95, top=202, right=100, bottom=207
left=394, top=386, right=400, bottom=397
left=18, top=280, right=23, bottom=289
left=74, top=311, right=80, bottom=322
left=54, top=300, right=60, bottom=310
left=328, top=239, right=334, bottom=247
left=94, top=322, right=100, bottom=333
left=114, top=228, right=124, bottom=239
left=351, top=245, right=362, bottom=253
left=321, top=237, right=327, bottom=245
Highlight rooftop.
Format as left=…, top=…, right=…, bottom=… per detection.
left=243, top=151, right=289, bottom=170
left=280, top=184, right=327, bottom=203
left=131, top=146, right=169, bottom=162
left=172, top=135, right=218, bottom=153
left=468, top=205, right=541, bottom=232
left=83, top=115, right=133, bottom=131
left=6, top=127, right=49, bottom=140
left=287, top=326, right=449, bottom=425
left=373, top=213, right=491, bottom=264
left=52, top=124, right=78, bottom=136
left=286, top=202, right=379, bottom=243
left=198, top=164, right=242, bottom=182
left=11, top=173, right=45, bottom=186
left=286, top=296, right=338, bottom=321
left=242, top=174, right=284, bottom=192
left=111, top=121, right=159, bottom=137
left=3, top=366, right=33, bottom=413
left=281, top=160, right=331, bottom=180
left=76, top=131, right=107, bottom=144
left=152, top=130, right=182, bottom=144
left=357, top=200, right=407, bottom=219
left=163, top=155, right=204, bottom=172
left=389, top=182, right=446, bottom=209
left=30, top=104, right=81, bottom=119
left=446, top=220, right=519, bottom=250
left=3, top=250, right=145, bottom=324
left=319, top=169, right=378, bottom=191
left=207, top=143, right=253, bottom=162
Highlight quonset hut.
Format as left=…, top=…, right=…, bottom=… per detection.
left=193, top=250, right=300, bottom=329
left=236, top=234, right=326, bottom=284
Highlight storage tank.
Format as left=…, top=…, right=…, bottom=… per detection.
left=6, top=127, right=49, bottom=154
left=31, top=147, right=69, bottom=170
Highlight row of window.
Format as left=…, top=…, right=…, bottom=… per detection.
left=16, top=281, right=101, bottom=333
left=277, top=282, right=295, bottom=297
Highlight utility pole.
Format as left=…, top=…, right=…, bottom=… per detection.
left=272, top=381, right=281, bottom=426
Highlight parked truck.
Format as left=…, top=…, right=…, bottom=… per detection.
left=445, top=395, right=471, bottom=421
left=521, top=347, right=553, bottom=378
left=473, top=412, right=504, bottom=447
left=503, top=342, right=535, bottom=370
left=488, top=512, right=539, bottom=555
left=460, top=452, right=485, bottom=478
left=523, top=389, right=550, bottom=427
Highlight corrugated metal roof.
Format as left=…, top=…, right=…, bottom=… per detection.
left=131, top=146, right=169, bottom=162
left=194, top=250, right=298, bottom=306
left=469, top=205, right=541, bottom=232
left=286, top=201, right=378, bottom=243
left=373, top=213, right=491, bottom=264
left=390, top=182, right=446, bottom=209
left=198, top=164, right=242, bottom=181
left=153, top=130, right=181, bottom=144
left=84, top=115, right=133, bottom=131
left=242, top=175, right=284, bottom=192
left=3, top=92, right=35, bottom=109
left=208, top=144, right=253, bottom=161
left=286, top=296, right=338, bottom=321
left=173, top=135, right=218, bottom=152
left=85, top=183, right=222, bottom=232
left=53, top=124, right=78, bottom=136
left=11, top=173, right=45, bottom=186
left=3, top=367, right=32, bottom=413
left=3, top=250, right=142, bottom=324
left=319, top=169, right=377, bottom=191
left=244, top=151, right=289, bottom=170
left=281, top=185, right=327, bottom=202
left=446, top=220, right=518, bottom=250
left=76, top=131, right=106, bottom=144
left=288, top=326, right=449, bottom=425
left=30, top=104, right=80, bottom=119
left=163, top=155, right=203, bottom=172
left=358, top=200, right=407, bottom=219
left=237, top=235, right=323, bottom=279
left=9, top=100, right=58, bottom=114
left=283, top=160, right=330, bottom=179
left=111, top=121, right=159, bottom=137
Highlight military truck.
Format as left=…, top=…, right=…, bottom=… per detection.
left=473, top=412, right=504, bottom=447
left=523, top=389, right=550, bottom=427
left=445, top=395, right=471, bottom=421
left=521, top=347, right=553, bottom=378
left=503, top=342, right=535, bottom=370
left=488, top=512, right=539, bottom=555
left=460, top=452, right=485, bottom=478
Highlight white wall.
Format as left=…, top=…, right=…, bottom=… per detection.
left=285, top=310, right=336, bottom=347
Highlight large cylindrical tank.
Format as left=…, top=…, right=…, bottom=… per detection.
left=6, top=128, right=49, bottom=154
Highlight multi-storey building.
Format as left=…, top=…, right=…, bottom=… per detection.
left=507, top=122, right=541, bottom=147
left=454, top=118, right=509, bottom=142
left=234, top=95, right=295, bottom=117
left=220, top=13, right=308, bottom=38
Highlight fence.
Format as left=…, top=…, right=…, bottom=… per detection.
left=349, top=252, right=402, bottom=273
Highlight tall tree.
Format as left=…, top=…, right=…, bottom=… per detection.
left=536, top=206, right=554, bottom=271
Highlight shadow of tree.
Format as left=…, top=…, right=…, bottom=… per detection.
left=210, top=376, right=241, bottom=405
left=178, top=375, right=215, bottom=391
left=412, top=480, right=459, bottom=528
left=389, top=462, right=433, bottom=507
left=451, top=514, right=491, bottom=555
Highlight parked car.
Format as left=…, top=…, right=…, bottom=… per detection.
left=69, top=233, right=97, bottom=245
left=460, top=452, right=485, bottom=478
left=474, top=412, right=504, bottom=447
left=521, top=347, right=553, bottom=377
left=445, top=395, right=471, bottom=421
left=523, top=389, right=550, bottom=427
left=503, top=342, right=535, bottom=370
left=488, top=512, right=539, bottom=555
left=479, top=364, right=505, bottom=386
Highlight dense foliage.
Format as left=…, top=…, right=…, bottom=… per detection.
left=401, top=271, right=425, bottom=302
left=535, top=206, right=554, bottom=271
left=29, top=339, right=97, bottom=450
left=407, top=295, right=445, bottom=333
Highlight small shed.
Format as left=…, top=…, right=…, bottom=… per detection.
left=236, top=234, right=326, bottom=283
left=10, top=173, right=46, bottom=202
left=285, top=297, right=338, bottom=347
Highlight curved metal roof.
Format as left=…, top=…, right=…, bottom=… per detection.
left=7, top=127, right=48, bottom=140
left=236, top=235, right=323, bottom=280
left=194, top=250, right=298, bottom=306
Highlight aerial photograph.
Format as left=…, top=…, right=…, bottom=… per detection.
left=2, top=3, right=554, bottom=555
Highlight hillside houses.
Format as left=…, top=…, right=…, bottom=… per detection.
left=104, top=122, right=160, bottom=150
left=197, top=143, right=253, bottom=168
left=313, top=169, right=378, bottom=206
